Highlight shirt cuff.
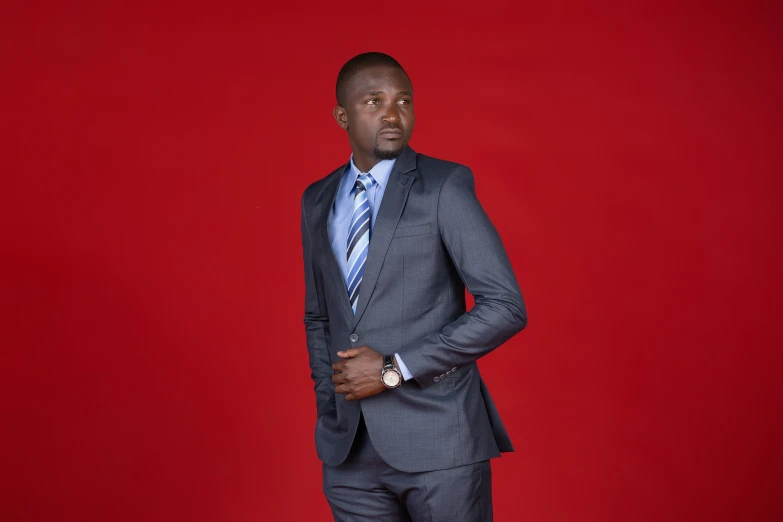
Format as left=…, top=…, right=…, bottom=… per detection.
left=394, top=352, right=414, bottom=381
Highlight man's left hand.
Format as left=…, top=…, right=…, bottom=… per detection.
left=331, top=345, right=385, bottom=401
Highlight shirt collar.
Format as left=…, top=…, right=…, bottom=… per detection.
left=347, top=153, right=397, bottom=189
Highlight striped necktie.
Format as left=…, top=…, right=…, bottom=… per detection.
left=346, top=173, right=375, bottom=314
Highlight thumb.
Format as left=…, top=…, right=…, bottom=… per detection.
left=337, top=348, right=361, bottom=358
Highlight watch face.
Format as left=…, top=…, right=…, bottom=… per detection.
left=382, top=370, right=401, bottom=387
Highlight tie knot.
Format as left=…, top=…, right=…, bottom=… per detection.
left=355, top=173, right=375, bottom=192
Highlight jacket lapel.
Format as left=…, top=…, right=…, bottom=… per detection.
left=352, top=144, right=418, bottom=327
left=318, top=167, right=355, bottom=326
left=316, top=144, right=419, bottom=328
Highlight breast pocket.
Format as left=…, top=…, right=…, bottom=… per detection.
left=393, top=223, right=432, bottom=238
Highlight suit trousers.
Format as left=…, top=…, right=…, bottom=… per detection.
left=322, top=411, right=493, bottom=522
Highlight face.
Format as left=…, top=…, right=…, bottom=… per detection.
left=334, top=66, right=415, bottom=170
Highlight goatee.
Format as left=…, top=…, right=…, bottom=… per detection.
left=373, top=145, right=404, bottom=160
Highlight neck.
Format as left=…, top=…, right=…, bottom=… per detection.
left=352, top=153, right=381, bottom=174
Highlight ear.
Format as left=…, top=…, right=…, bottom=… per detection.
left=333, top=105, right=348, bottom=130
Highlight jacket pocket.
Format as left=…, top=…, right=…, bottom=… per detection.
left=393, top=223, right=431, bottom=237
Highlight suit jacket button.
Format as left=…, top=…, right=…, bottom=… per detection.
left=452, top=367, right=457, bottom=371
left=349, top=334, right=358, bottom=342
left=433, top=376, right=440, bottom=382
left=440, top=373, right=446, bottom=379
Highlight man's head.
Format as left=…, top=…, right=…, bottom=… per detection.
left=333, top=52, right=415, bottom=170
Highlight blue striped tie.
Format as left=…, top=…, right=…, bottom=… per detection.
left=346, top=173, right=375, bottom=314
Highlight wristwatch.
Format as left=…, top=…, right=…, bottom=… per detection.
left=381, top=354, right=402, bottom=388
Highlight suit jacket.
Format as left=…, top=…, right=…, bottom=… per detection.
left=300, top=144, right=527, bottom=472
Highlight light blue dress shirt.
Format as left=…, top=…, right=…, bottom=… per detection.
left=328, top=154, right=414, bottom=381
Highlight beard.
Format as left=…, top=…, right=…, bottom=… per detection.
left=373, top=141, right=404, bottom=160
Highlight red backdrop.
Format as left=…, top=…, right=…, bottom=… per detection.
left=2, top=1, right=781, bottom=521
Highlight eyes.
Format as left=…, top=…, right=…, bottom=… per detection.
left=366, top=98, right=411, bottom=106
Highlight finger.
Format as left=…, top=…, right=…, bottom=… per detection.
left=337, top=347, right=361, bottom=358
left=331, top=361, right=344, bottom=372
left=335, top=384, right=348, bottom=395
left=331, top=372, right=346, bottom=384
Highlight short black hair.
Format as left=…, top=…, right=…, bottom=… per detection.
left=335, top=52, right=411, bottom=107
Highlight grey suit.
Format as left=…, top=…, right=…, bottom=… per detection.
left=300, top=144, right=527, bottom=518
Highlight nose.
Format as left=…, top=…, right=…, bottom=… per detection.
left=381, top=103, right=401, bottom=124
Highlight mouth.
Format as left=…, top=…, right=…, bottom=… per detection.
left=379, top=129, right=403, bottom=139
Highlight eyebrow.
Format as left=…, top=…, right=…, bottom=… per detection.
left=366, top=90, right=412, bottom=96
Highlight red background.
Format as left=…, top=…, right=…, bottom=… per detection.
left=2, top=1, right=781, bottom=521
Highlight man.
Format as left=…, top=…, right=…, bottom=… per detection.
left=300, top=52, right=528, bottom=522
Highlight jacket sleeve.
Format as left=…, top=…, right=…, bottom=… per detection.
left=394, top=165, right=528, bottom=388
left=301, top=190, right=336, bottom=417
